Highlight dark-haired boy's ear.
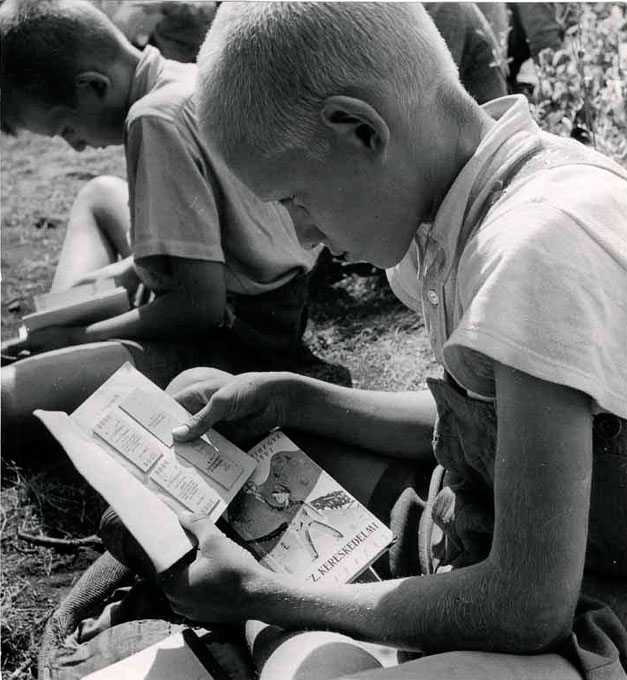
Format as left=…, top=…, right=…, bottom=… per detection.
left=75, top=71, right=110, bottom=98
left=320, top=96, right=389, bottom=154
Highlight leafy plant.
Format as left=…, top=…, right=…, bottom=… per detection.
left=529, top=3, right=627, bottom=166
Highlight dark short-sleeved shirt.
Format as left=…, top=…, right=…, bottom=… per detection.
left=125, top=46, right=317, bottom=296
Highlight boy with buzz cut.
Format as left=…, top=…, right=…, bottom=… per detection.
left=0, top=0, right=317, bottom=459
left=150, top=3, right=625, bottom=680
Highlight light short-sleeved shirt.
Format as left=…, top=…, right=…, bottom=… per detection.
left=387, top=95, right=627, bottom=418
left=125, top=46, right=317, bottom=296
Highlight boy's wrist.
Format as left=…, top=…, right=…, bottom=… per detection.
left=277, top=373, right=311, bottom=431
left=242, top=568, right=304, bottom=623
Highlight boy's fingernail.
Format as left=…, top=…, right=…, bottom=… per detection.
left=172, top=425, right=190, bottom=439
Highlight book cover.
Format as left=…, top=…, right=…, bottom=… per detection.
left=228, top=431, right=394, bottom=585
left=35, top=363, right=256, bottom=573
left=24, top=281, right=130, bottom=332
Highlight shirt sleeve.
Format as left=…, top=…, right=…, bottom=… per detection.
left=126, top=115, right=225, bottom=263
left=443, top=201, right=627, bottom=418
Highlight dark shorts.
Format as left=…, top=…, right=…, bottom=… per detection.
left=125, top=272, right=310, bottom=388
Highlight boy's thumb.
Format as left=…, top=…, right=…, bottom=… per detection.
left=179, top=512, right=219, bottom=550
left=172, top=397, right=225, bottom=442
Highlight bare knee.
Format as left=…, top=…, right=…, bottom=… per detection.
left=1, top=365, right=18, bottom=425
left=165, top=367, right=233, bottom=396
left=73, top=175, right=128, bottom=218
left=255, top=631, right=384, bottom=680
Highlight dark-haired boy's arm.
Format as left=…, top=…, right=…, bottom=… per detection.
left=164, top=363, right=592, bottom=655
left=72, top=256, right=140, bottom=293
left=71, top=257, right=226, bottom=342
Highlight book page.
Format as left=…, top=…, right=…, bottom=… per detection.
left=71, top=364, right=255, bottom=515
left=228, top=431, right=394, bottom=585
left=34, top=279, right=117, bottom=311
left=92, top=409, right=222, bottom=516
left=34, top=410, right=194, bottom=574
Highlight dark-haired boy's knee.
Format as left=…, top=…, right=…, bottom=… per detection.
left=74, top=175, right=127, bottom=214
left=165, top=366, right=233, bottom=396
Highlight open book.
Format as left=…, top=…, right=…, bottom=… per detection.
left=22, top=279, right=130, bottom=333
left=35, top=363, right=256, bottom=573
left=35, top=364, right=394, bottom=582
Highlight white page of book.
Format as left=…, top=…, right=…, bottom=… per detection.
left=34, top=410, right=194, bottom=574
left=34, top=279, right=117, bottom=311
left=82, top=632, right=215, bottom=680
left=71, top=364, right=256, bottom=515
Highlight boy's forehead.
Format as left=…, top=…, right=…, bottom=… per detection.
left=230, top=143, right=334, bottom=201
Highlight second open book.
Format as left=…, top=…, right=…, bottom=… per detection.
left=36, top=364, right=393, bottom=583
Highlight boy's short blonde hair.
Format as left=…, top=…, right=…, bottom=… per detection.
left=0, top=0, right=127, bottom=134
left=196, top=2, right=460, bottom=159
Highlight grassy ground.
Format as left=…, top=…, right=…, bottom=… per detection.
left=1, top=133, right=436, bottom=678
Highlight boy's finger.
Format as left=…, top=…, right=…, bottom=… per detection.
left=179, top=512, right=221, bottom=550
left=171, top=394, right=228, bottom=441
left=171, top=387, right=206, bottom=413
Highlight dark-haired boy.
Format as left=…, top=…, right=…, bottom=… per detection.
left=0, top=0, right=317, bottom=457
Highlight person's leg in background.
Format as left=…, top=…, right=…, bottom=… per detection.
left=1, top=338, right=206, bottom=467
left=50, top=175, right=131, bottom=291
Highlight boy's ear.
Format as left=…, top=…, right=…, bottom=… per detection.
left=320, top=96, right=389, bottom=154
left=75, top=71, right=111, bottom=99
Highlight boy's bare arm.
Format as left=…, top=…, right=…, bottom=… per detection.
left=172, top=371, right=437, bottom=459
left=72, top=256, right=139, bottom=291
left=166, top=364, right=592, bottom=654
left=73, top=258, right=226, bottom=342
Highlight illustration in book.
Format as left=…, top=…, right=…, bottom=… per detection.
left=228, top=431, right=394, bottom=585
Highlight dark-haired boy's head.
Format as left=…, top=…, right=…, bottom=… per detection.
left=0, top=0, right=139, bottom=148
left=195, top=3, right=485, bottom=268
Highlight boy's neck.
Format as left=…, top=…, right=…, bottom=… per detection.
left=422, top=103, right=495, bottom=222
left=117, top=44, right=143, bottom=115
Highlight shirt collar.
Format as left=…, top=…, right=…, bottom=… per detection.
left=427, top=95, right=541, bottom=267
left=127, top=45, right=165, bottom=112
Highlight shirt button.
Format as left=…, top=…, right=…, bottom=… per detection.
left=427, top=289, right=439, bottom=306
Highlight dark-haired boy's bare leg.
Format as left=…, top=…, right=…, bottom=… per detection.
left=50, top=174, right=131, bottom=290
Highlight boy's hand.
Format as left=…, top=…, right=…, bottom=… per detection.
left=1, top=335, right=28, bottom=358
left=171, top=372, right=296, bottom=444
left=160, top=512, right=268, bottom=623
left=73, top=258, right=141, bottom=297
